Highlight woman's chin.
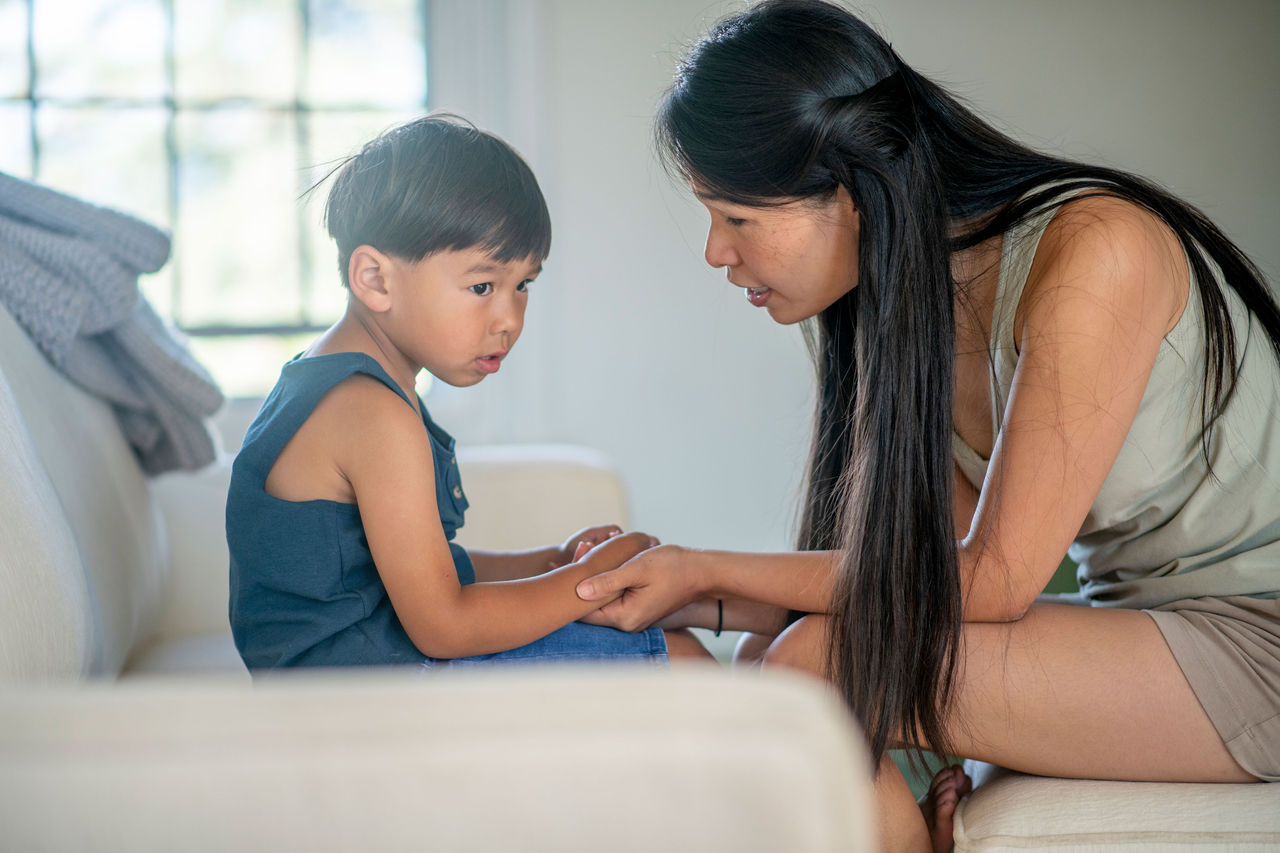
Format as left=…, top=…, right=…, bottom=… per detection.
left=765, top=303, right=816, bottom=326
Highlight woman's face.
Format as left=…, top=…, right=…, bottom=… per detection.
left=696, top=184, right=860, bottom=325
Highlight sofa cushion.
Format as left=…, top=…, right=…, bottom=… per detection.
left=452, top=444, right=630, bottom=551
left=145, top=461, right=235, bottom=643
left=955, top=765, right=1280, bottom=851
left=0, top=302, right=166, bottom=677
left=0, top=372, right=94, bottom=679
left=123, top=633, right=245, bottom=677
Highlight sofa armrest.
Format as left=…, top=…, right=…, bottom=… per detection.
left=147, top=456, right=237, bottom=643
left=0, top=668, right=875, bottom=852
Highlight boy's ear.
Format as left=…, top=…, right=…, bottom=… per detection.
left=348, top=245, right=393, bottom=312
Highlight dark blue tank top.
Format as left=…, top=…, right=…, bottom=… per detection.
left=226, top=352, right=474, bottom=670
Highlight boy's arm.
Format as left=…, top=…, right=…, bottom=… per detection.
left=468, top=548, right=562, bottom=582
left=337, top=383, right=643, bottom=659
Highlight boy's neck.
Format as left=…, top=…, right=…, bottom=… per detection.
left=305, top=306, right=422, bottom=411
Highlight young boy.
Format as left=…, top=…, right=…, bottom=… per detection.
left=226, top=115, right=709, bottom=670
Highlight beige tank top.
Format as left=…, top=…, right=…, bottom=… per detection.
left=952, top=187, right=1280, bottom=609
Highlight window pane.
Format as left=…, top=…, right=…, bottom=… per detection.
left=174, top=0, right=298, bottom=103
left=0, top=103, right=32, bottom=175
left=174, top=108, right=299, bottom=328
left=300, top=109, right=417, bottom=324
left=188, top=333, right=314, bottom=398
left=34, top=0, right=166, bottom=100
left=306, top=0, right=424, bottom=107
left=0, top=0, right=29, bottom=98
left=33, top=105, right=169, bottom=227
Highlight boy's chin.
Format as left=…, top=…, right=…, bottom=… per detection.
left=433, top=372, right=484, bottom=389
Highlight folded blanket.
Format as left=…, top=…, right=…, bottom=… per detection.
left=0, top=171, right=224, bottom=474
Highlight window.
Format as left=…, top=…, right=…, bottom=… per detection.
left=0, top=0, right=430, bottom=396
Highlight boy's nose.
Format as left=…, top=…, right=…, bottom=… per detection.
left=492, top=298, right=524, bottom=338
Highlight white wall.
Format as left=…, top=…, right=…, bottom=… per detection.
left=428, top=0, right=1280, bottom=553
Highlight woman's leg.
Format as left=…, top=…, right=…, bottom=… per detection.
left=732, top=631, right=776, bottom=667
left=663, top=628, right=716, bottom=660
left=764, top=604, right=1256, bottom=850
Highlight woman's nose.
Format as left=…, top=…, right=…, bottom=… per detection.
left=704, top=226, right=740, bottom=269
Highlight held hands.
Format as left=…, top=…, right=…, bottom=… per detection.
left=575, top=543, right=697, bottom=633
left=548, top=524, right=626, bottom=570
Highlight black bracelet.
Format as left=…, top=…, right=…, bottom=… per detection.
left=714, top=599, right=723, bottom=637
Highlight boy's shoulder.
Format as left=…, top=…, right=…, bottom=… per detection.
left=260, top=367, right=427, bottom=504
left=313, top=371, right=422, bottom=440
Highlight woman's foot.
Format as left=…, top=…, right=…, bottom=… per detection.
left=918, top=764, right=972, bottom=853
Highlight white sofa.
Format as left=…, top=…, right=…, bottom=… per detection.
left=0, top=300, right=875, bottom=852
left=2, top=295, right=1276, bottom=853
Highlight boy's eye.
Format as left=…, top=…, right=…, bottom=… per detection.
left=469, top=283, right=493, bottom=296
left=517, top=279, right=531, bottom=292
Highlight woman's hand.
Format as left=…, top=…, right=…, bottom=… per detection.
left=575, top=544, right=700, bottom=632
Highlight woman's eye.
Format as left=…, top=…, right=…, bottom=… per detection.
left=725, top=216, right=747, bottom=227
left=469, top=283, right=493, bottom=296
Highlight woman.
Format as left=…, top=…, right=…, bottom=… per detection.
left=575, top=1, right=1280, bottom=850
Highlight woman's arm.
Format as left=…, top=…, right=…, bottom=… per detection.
left=958, top=195, right=1188, bottom=622
left=576, top=546, right=840, bottom=633
left=653, top=595, right=790, bottom=636
left=953, top=462, right=980, bottom=542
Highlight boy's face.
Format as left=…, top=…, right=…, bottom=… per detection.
left=386, top=247, right=541, bottom=387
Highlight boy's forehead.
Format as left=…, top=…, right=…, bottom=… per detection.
left=448, top=246, right=543, bottom=276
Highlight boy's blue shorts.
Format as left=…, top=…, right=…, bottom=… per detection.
left=421, top=622, right=669, bottom=670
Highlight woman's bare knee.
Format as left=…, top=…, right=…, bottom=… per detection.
left=762, top=615, right=831, bottom=678
left=732, top=631, right=776, bottom=667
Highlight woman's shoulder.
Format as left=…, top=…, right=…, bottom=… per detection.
left=1015, top=192, right=1190, bottom=343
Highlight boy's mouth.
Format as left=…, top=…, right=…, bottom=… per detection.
left=476, top=352, right=505, bottom=375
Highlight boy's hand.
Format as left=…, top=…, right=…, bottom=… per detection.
left=551, top=525, right=660, bottom=570
left=550, top=525, right=622, bottom=569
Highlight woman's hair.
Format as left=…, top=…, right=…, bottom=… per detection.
left=321, top=113, right=551, bottom=287
left=656, top=0, right=1280, bottom=768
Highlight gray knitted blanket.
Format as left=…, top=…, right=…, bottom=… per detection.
left=0, top=171, right=224, bottom=474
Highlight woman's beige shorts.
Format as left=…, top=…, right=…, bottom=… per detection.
left=1147, top=595, right=1280, bottom=781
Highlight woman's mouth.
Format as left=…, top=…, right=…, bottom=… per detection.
left=746, top=285, right=772, bottom=307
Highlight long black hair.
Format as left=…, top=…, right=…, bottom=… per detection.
left=656, top=0, right=1280, bottom=768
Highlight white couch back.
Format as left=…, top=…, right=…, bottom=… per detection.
left=0, top=302, right=167, bottom=679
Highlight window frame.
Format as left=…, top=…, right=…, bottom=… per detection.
left=1, top=0, right=433, bottom=340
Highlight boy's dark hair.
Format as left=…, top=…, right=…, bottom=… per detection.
left=322, top=113, right=551, bottom=287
